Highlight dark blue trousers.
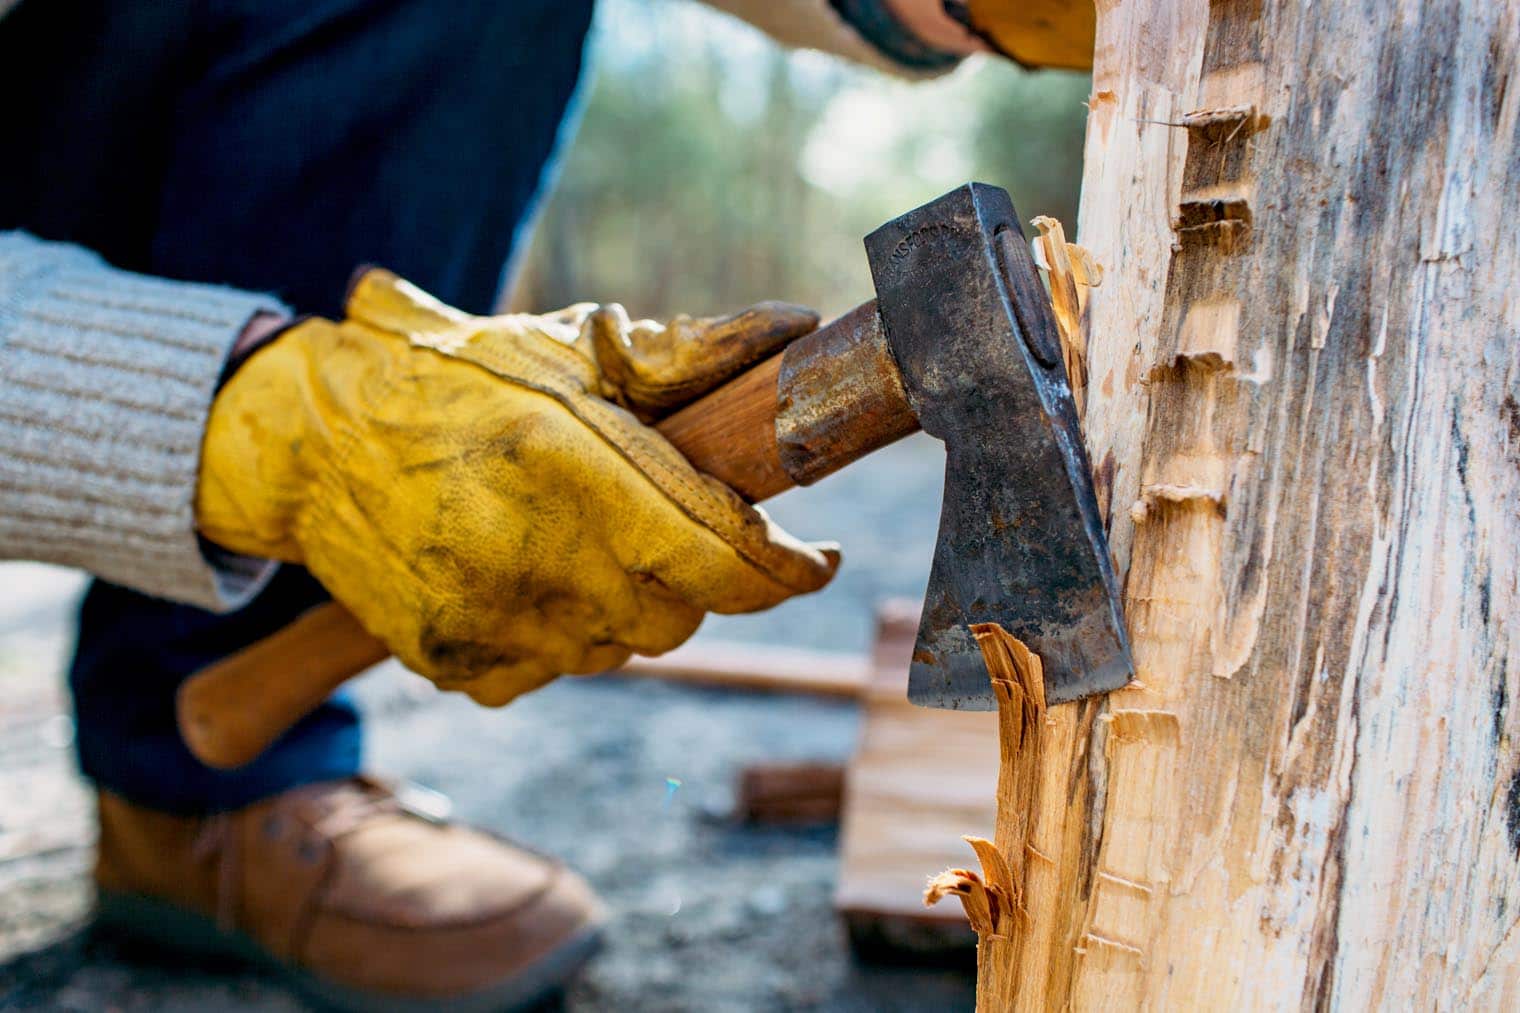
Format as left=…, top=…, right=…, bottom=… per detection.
left=0, top=0, right=595, bottom=813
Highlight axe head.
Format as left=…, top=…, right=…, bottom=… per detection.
left=866, top=183, right=1132, bottom=710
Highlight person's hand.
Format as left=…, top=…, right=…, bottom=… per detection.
left=884, top=0, right=990, bottom=55
left=196, top=270, right=839, bottom=706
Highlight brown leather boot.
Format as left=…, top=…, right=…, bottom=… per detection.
left=93, top=777, right=604, bottom=1012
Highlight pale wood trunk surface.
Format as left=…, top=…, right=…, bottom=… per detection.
left=993, top=0, right=1520, bottom=1007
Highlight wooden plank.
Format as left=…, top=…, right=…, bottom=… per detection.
left=616, top=640, right=868, bottom=698
left=735, top=762, right=847, bottom=825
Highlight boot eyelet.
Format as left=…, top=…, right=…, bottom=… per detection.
left=296, top=839, right=322, bottom=864
left=262, top=815, right=285, bottom=840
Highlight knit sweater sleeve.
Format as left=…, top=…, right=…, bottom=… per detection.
left=0, top=232, right=282, bottom=612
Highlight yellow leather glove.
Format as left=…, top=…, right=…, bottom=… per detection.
left=197, top=270, right=839, bottom=706
left=961, top=0, right=1095, bottom=70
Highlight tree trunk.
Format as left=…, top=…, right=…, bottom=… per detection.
left=981, top=0, right=1520, bottom=1007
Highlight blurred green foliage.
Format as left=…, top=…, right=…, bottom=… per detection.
left=513, top=0, right=1090, bottom=319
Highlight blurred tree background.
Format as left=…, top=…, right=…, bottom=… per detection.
left=511, top=0, right=1091, bottom=320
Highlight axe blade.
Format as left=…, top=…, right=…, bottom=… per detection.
left=864, top=183, right=1131, bottom=710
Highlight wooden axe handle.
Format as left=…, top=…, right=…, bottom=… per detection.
left=177, top=302, right=916, bottom=769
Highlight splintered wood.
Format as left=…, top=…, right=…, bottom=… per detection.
left=920, top=218, right=1104, bottom=1010
left=923, top=625, right=1087, bottom=1013
left=923, top=625, right=1040, bottom=1010
left=1030, top=217, right=1101, bottom=420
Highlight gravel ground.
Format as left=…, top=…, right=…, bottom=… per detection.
left=0, top=437, right=977, bottom=1010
